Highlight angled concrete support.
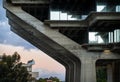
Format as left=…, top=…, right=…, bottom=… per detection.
left=4, top=2, right=81, bottom=82
left=9, top=20, right=81, bottom=82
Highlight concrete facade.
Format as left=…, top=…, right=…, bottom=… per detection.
left=22, top=60, right=39, bottom=80
left=3, top=0, right=120, bottom=82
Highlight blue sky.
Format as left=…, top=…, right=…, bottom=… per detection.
left=0, top=0, right=65, bottom=81
left=0, top=0, right=36, bottom=49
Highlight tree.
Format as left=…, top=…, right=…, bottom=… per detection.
left=96, top=67, right=107, bottom=82
left=49, top=76, right=60, bottom=82
left=0, top=52, right=31, bottom=82
left=37, top=78, right=46, bottom=82
left=37, top=76, right=60, bottom=82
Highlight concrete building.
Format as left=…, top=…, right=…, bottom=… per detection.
left=22, top=59, right=35, bottom=72
left=46, top=80, right=53, bottom=82
left=3, top=0, right=120, bottom=82
left=22, top=59, right=39, bottom=81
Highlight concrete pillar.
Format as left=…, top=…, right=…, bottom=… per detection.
left=65, top=63, right=77, bottom=82
left=65, top=66, right=71, bottom=82
left=81, top=59, right=96, bottom=82
left=107, top=64, right=113, bottom=82
left=113, top=61, right=120, bottom=82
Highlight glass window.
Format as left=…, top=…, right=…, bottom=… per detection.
left=89, top=32, right=104, bottom=44
left=68, top=15, right=77, bottom=20
left=109, top=32, right=114, bottom=43
left=97, top=5, right=106, bottom=12
left=114, top=29, right=120, bottom=42
left=60, top=12, right=67, bottom=20
left=50, top=11, right=60, bottom=20
left=50, top=11, right=77, bottom=20
left=116, top=5, right=120, bottom=12
left=81, top=15, right=87, bottom=19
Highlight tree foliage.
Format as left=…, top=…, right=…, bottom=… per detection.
left=37, top=76, right=60, bottom=82
left=96, top=67, right=107, bottom=82
left=0, top=52, right=31, bottom=82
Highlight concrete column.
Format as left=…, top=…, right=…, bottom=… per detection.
left=113, top=61, right=120, bottom=82
left=81, top=59, right=96, bottom=82
left=107, top=64, right=113, bottom=82
left=65, top=63, right=76, bottom=82
left=65, top=66, right=70, bottom=82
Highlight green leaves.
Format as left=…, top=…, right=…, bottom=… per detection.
left=96, top=67, right=107, bottom=82
left=0, top=52, right=31, bottom=82
left=37, top=76, right=60, bottom=82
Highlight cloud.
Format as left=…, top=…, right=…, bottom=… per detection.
left=0, top=43, right=65, bottom=81
left=0, top=21, right=9, bottom=26
left=0, top=21, right=36, bottom=49
left=33, top=68, right=65, bottom=81
left=0, top=0, right=35, bottom=49
left=0, top=0, right=7, bottom=21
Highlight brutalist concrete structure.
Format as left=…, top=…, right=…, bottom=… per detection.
left=3, top=0, right=120, bottom=82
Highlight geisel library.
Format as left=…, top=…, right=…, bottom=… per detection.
left=3, top=0, right=120, bottom=82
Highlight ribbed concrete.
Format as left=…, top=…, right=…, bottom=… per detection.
left=3, top=0, right=120, bottom=82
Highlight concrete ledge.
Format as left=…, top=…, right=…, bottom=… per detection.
left=82, top=43, right=120, bottom=53
left=44, top=12, right=120, bottom=31
left=11, top=0, right=49, bottom=5
left=44, top=20, right=88, bottom=28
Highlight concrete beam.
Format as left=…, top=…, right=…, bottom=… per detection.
left=44, top=20, right=88, bottom=28
left=87, top=12, right=120, bottom=28
left=11, top=0, right=49, bottom=5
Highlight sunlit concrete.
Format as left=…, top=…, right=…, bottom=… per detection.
left=3, top=0, right=120, bottom=82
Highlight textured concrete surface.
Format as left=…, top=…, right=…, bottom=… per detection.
left=3, top=0, right=120, bottom=82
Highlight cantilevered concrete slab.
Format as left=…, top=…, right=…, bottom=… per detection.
left=45, top=12, right=120, bottom=31
left=3, top=0, right=120, bottom=82
left=87, top=12, right=120, bottom=31
left=44, top=20, right=88, bottom=28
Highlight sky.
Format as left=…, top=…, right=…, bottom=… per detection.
left=0, top=0, right=65, bottom=81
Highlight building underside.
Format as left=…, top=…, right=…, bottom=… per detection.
left=3, top=0, right=120, bottom=82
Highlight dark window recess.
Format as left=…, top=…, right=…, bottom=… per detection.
left=22, top=5, right=49, bottom=22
